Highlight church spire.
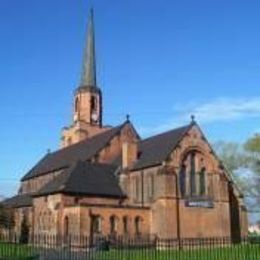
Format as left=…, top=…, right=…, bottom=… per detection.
left=80, top=8, right=96, bottom=87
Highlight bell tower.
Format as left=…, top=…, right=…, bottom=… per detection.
left=61, top=9, right=108, bottom=148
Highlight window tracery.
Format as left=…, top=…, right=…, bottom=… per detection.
left=179, top=150, right=208, bottom=197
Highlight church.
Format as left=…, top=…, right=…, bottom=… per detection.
left=4, top=10, right=248, bottom=241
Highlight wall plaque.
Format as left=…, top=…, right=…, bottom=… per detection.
left=185, top=199, right=214, bottom=208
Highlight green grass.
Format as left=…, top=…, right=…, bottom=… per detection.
left=0, top=243, right=37, bottom=259
left=93, top=244, right=260, bottom=260
left=0, top=242, right=259, bottom=259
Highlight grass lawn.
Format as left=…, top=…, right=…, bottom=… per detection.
left=93, top=244, right=260, bottom=260
left=0, top=242, right=259, bottom=259
left=0, top=243, right=37, bottom=259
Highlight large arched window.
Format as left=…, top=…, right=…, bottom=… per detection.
left=179, top=150, right=207, bottom=197
left=179, top=164, right=186, bottom=196
left=199, top=167, right=206, bottom=195
left=190, top=152, right=196, bottom=195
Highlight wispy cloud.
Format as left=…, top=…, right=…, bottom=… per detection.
left=140, top=97, right=260, bottom=136
left=181, top=97, right=260, bottom=123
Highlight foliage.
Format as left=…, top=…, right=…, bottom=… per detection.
left=214, top=141, right=249, bottom=172
left=214, top=134, right=260, bottom=221
left=213, top=141, right=249, bottom=190
left=214, top=135, right=260, bottom=187
left=245, top=134, right=260, bottom=156
left=244, top=134, right=260, bottom=205
left=257, top=220, right=260, bottom=227
left=244, top=134, right=260, bottom=179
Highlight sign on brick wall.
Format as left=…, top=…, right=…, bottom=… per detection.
left=185, top=199, right=214, bottom=208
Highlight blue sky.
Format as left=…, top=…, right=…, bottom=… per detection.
left=0, top=0, right=260, bottom=197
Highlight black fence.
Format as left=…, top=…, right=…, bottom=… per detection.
left=0, top=233, right=259, bottom=259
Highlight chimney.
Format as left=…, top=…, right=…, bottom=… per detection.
left=122, top=141, right=138, bottom=169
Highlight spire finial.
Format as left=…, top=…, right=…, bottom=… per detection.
left=80, top=8, right=96, bottom=87
left=126, top=114, right=130, bottom=122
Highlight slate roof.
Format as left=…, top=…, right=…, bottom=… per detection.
left=35, top=161, right=125, bottom=198
left=2, top=194, right=33, bottom=208
left=21, top=122, right=128, bottom=181
left=4, top=123, right=194, bottom=207
left=132, top=124, right=192, bottom=171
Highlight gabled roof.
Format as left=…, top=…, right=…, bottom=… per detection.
left=21, top=122, right=130, bottom=181
left=132, top=124, right=192, bottom=171
left=2, top=193, right=33, bottom=208
left=35, top=161, right=125, bottom=198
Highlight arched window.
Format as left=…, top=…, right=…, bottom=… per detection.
left=123, top=216, right=128, bottom=234
left=110, top=215, right=118, bottom=234
left=199, top=167, right=206, bottom=195
left=64, top=216, right=69, bottom=236
left=92, top=215, right=102, bottom=234
left=180, top=150, right=208, bottom=197
left=190, top=152, right=196, bottom=195
left=135, top=216, right=142, bottom=235
left=91, top=96, right=97, bottom=111
left=179, top=164, right=186, bottom=196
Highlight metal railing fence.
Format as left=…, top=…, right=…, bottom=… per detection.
left=0, top=233, right=259, bottom=259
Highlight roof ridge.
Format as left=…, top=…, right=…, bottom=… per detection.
left=50, top=121, right=127, bottom=155
left=140, top=123, right=191, bottom=143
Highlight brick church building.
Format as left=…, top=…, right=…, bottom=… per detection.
left=4, top=10, right=248, bottom=240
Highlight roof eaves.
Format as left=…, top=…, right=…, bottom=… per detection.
left=61, top=191, right=126, bottom=199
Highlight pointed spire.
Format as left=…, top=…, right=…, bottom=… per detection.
left=80, top=8, right=97, bottom=87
